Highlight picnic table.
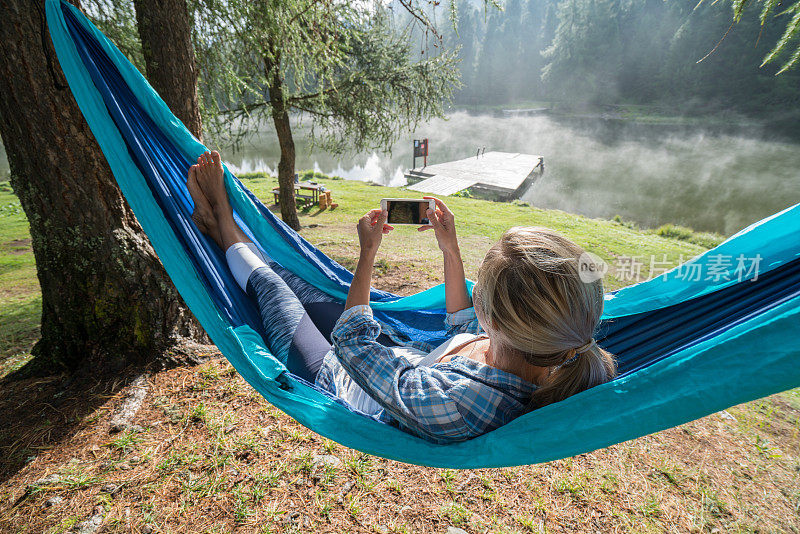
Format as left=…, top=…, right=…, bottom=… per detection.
left=272, top=183, right=322, bottom=207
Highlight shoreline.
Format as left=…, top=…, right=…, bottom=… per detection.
left=450, top=101, right=799, bottom=137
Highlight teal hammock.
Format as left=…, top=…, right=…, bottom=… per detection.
left=46, top=0, right=800, bottom=468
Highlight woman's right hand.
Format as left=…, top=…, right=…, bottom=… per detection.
left=357, top=208, right=392, bottom=255
left=419, top=196, right=459, bottom=254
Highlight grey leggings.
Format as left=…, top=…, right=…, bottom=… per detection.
left=245, top=263, right=337, bottom=382
left=245, top=261, right=398, bottom=382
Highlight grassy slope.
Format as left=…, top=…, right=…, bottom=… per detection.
left=0, top=181, right=40, bottom=377
left=0, top=176, right=797, bottom=533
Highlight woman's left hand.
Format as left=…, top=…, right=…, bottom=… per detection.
left=357, top=209, right=393, bottom=254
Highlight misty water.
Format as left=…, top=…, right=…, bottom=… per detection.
left=2, top=111, right=798, bottom=235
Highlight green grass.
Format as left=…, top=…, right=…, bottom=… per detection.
left=108, top=429, right=145, bottom=455
left=0, top=180, right=38, bottom=375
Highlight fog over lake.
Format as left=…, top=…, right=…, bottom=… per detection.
left=3, top=112, right=797, bottom=235
left=220, top=112, right=800, bottom=235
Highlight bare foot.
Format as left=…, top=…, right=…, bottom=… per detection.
left=193, top=150, right=254, bottom=251
left=194, top=150, right=230, bottom=216
left=188, top=165, right=221, bottom=245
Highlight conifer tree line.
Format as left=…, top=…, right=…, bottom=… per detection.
left=423, top=0, right=800, bottom=113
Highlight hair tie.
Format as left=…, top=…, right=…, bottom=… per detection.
left=554, top=340, right=597, bottom=370
left=575, top=339, right=596, bottom=354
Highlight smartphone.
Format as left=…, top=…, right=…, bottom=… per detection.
left=380, top=198, right=436, bottom=225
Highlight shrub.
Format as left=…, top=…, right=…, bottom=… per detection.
left=611, top=214, right=638, bottom=230
left=654, top=224, right=724, bottom=249
left=299, top=170, right=343, bottom=181
left=238, top=171, right=271, bottom=180
left=654, top=223, right=693, bottom=241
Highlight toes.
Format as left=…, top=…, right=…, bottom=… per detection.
left=197, top=156, right=204, bottom=167
left=188, top=168, right=200, bottom=192
left=211, top=150, right=221, bottom=165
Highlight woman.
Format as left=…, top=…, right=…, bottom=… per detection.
left=188, top=151, right=617, bottom=444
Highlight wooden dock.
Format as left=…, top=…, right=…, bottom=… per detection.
left=405, top=151, right=544, bottom=199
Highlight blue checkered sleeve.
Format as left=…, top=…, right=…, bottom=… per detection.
left=331, top=306, right=478, bottom=442
left=444, top=306, right=483, bottom=336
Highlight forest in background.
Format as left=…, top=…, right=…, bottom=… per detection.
left=412, top=0, right=800, bottom=117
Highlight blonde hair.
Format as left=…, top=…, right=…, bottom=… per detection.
left=473, top=226, right=617, bottom=410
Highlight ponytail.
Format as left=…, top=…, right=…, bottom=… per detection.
left=528, top=345, right=616, bottom=410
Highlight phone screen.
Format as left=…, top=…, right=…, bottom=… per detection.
left=385, top=200, right=431, bottom=225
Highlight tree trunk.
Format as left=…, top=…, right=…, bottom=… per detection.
left=271, top=105, right=301, bottom=231
left=265, top=50, right=301, bottom=231
left=0, top=0, right=203, bottom=375
left=133, top=0, right=203, bottom=141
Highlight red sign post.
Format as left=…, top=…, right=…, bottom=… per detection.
left=413, top=138, right=429, bottom=169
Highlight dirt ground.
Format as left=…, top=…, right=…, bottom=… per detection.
left=0, top=271, right=798, bottom=534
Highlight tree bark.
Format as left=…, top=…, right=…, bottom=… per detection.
left=133, top=0, right=203, bottom=141
left=0, top=0, right=203, bottom=375
left=265, top=49, right=301, bottom=231
left=271, top=105, right=301, bottom=231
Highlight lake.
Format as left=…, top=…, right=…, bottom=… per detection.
left=3, top=111, right=798, bottom=235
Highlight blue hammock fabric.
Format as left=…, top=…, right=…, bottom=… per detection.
left=46, top=0, right=800, bottom=468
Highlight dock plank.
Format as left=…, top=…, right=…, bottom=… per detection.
left=406, top=151, right=543, bottom=196
left=407, top=175, right=479, bottom=196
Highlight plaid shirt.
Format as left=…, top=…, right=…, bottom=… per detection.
left=315, top=305, right=537, bottom=444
